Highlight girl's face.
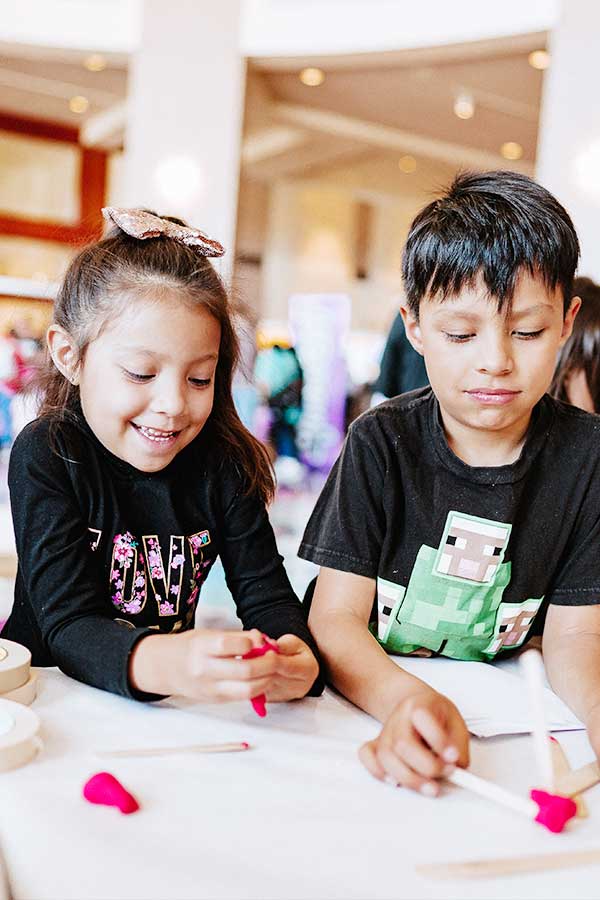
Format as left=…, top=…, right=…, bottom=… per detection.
left=77, top=290, right=221, bottom=472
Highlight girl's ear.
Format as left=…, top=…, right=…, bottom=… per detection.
left=47, top=324, right=80, bottom=385
left=399, top=305, right=424, bottom=355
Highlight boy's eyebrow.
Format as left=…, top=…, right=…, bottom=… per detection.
left=431, top=302, right=556, bottom=323
left=509, top=303, right=556, bottom=319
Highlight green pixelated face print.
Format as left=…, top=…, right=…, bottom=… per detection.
left=375, top=511, right=544, bottom=662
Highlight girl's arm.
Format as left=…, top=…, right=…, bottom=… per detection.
left=543, top=603, right=600, bottom=757
left=217, top=470, right=322, bottom=697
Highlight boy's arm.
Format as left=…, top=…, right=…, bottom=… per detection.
left=542, top=604, right=600, bottom=757
left=308, top=566, right=436, bottom=721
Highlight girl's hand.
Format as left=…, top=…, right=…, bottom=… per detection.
left=358, top=689, right=470, bottom=796
left=263, top=634, right=320, bottom=701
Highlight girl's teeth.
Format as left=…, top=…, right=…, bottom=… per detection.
left=138, top=425, right=176, bottom=442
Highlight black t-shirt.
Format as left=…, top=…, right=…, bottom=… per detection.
left=3, top=412, right=321, bottom=699
left=299, top=389, right=600, bottom=661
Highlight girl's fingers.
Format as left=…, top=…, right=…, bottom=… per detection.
left=200, top=629, right=263, bottom=658
left=203, top=652, right=279, bottom=681
left=411, top=706, right=459, bottom=764
left=212, top=675, right=274, bottom=702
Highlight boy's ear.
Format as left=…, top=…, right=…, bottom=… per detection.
left=399, top=305, right=424, bottom=356
left=559, top=295, right=582, bottom=345
left=47, top=324, right=80, bottom=385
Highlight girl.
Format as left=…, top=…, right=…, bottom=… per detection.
left=551, top=276, right=600, bottom=413
left=1, top=208, right=321, bottom=703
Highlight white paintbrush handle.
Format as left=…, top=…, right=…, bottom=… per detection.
left=448, top=768, right=537, bottom=819
left=521, top=649, right=554, bottom=789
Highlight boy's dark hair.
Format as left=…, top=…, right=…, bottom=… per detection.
left=37, top=214, right=275, bottom=504
left=551, top=276, right=600, bottom=413
left=402, top=170, right=580, bottom=318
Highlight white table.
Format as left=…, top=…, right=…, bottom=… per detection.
left=1, top=668, right=599, bottom=900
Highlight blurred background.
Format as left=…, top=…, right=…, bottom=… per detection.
left=0, top=0, right=598, bottom=622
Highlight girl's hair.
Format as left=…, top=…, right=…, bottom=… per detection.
left=551, top=276, right=600, bottom=413
left=37, top=214, right=275, bottom=503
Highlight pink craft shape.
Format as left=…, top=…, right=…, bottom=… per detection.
left=530, top=789, right=577, bottom=833
left=243, top=638, right=280, bottom=717
left=83, top=772, right=140, bottom=814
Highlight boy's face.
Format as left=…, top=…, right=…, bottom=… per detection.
left=402, top=272, right=580, bottom=443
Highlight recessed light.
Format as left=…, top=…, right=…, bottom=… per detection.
left=84, top=54, right=107, bottom=72
left=500, top=141, right=523, bottom=161
left=528, top=50, right=550, bottom=71
left=69, top=95, right=89, bottom=114
left=453, top=93, right=475, bottom=120
left=299, top=67, right=325, bottom=87
left=398, top=155, right=417, bottom=174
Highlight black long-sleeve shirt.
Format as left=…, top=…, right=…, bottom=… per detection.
left=2, top=412, right=322, bottom=700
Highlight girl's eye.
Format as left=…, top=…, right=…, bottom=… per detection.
left=124, top=369, right=153, bottom=382
left=189, top=377, right=212, bottom=388
left=513, top=329, right=545, bottom=340
left=444, top=332, right=474, bottom=343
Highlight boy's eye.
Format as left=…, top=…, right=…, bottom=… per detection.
left=443, top=332, right=474, bottom=343
left=189, top=377, right=212, bottom=388
left=124, top=369, right=153, bottom=382
left=513, top=329, right=545, bottom=340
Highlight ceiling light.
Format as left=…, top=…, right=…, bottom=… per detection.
left=500, top=141, right=523, bottom=161
left=69, top=95, right=89, bottom=114
left=528, top=50, right=550, bottom=70
left=299, top=67, right=325, bottom=87
left=398, top=155, right=417, bottom=174
left=84, top=54, right=107, bottom=72
left=453, top=93, right=475, bottom=120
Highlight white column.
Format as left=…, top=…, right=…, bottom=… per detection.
left=123, top=0, right=245, bottom=267
left=536, top=0, right=600, bottom=280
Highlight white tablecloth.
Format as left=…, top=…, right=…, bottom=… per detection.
left=1, top=668, right=599, bottom=900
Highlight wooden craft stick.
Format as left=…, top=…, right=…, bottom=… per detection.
left=97, top=741, right=250, bottom=759
left=549, top=736, right=588, bottom=817
left=555, top=760, right=600, bottom=797
left=521, top=649, right=554, bottom=789
left=417, top=847, right=600, bottom=879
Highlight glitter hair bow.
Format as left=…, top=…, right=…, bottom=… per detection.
left=101, top=207, right=225, bottom=257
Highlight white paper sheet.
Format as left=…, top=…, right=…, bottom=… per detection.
left=390, top=654, right=585, bottom=737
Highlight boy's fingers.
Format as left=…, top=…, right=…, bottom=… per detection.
left=375, top=743, right=439, bottom=796
left=396, top=732, right=447, bottom=779
left=447, top=719, right=471, bottom=768
left=411, top=707, right=458, bottom=763
left=359, top=740, right=387, bottom=781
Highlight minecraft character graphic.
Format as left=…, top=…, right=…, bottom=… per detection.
left=375, top=511, right=544, bottom=661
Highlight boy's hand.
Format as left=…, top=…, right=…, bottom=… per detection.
left=585, top=702, right=600, bottom=761
left=359, top=689, right=470, bottom=796
left=264, top=634, right=320, bottom=702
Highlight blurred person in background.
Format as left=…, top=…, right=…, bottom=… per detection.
left=371, top=310, right=428, bottom=405
left=254, top=339, right=304, bottom=486
left=551, top=276, right=600, bottom=413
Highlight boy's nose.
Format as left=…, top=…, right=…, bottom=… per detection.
left=477, top=337, right=514, bottom=376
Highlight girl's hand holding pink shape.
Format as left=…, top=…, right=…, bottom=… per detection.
left=130, top=627, right=280, bottom=701
left=358, top=688, right=470, bottom=796
left=260, top=634, right=320, bottom=702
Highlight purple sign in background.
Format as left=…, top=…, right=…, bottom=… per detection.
left=288, top=293, right=351, bottom=472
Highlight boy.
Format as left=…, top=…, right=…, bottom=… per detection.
left=299, top=171, right=600, bottom=797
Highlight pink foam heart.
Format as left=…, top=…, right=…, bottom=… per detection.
left=531, top=789, right=577, bottom=833
left=243, top=640, right=279, bottom=718
left=83, top=772, right=140, bottom=814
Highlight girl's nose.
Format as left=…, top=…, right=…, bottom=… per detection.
left=151, top=377, right=187, bottom=418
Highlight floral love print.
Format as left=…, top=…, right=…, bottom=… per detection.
left=110, top=532, right=147, bottom=615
